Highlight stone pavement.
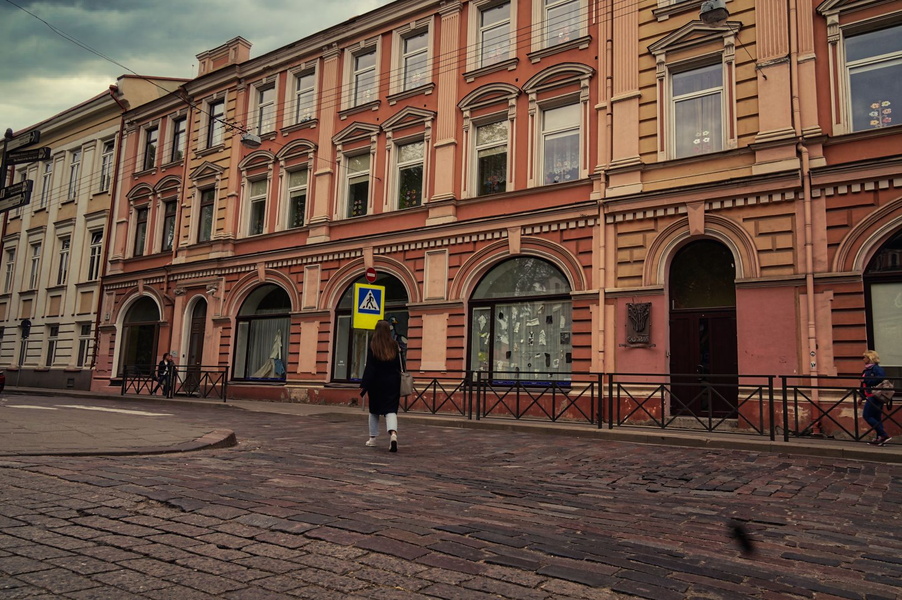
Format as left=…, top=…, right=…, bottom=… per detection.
left=0, top=388, right=900, bottom=599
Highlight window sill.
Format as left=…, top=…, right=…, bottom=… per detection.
left=823, top=123, right=902, bottom=145
left=134, top=168, right=156, bottom=177
left=387, top=83, right=435, bottom=106
left=527, top=36, right=592, bottom=64
left=160, top=159, right=183, bottom=171
left=339, top=100, right=381, bottom=121
left=196, top=145, right=225, bottom=158
left=653, top=0, right=708, bottom=21
left=463, top=58, right=519, bottom=83
left=281, top=118, right=318, bottom=135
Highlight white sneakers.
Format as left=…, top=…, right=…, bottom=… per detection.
left=365, top=437, right=377, bottom=447
left=390, top=432, right=398, bottom=453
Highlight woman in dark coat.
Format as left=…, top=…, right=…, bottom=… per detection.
left=360, top=320, right=402, bottom=452
left=860, top=350, right=890, bottom=446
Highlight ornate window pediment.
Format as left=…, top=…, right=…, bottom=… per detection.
left=332, top=121, right=380, bottom=146
left=382, top=106, right=436, bottom=134
left=189, top=161, right=225, bottom=182
left=648, top=20, right=742, bottom=56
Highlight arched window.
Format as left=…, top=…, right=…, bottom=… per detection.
left=866, top=229, right=902, bottom=377
left=119, top=297, right=160, bottom=376
left=234, top=285, right=290, bottom=381
left=333, top=273, right=409, bottom=381
left=469, top=257, right=572, bottom=381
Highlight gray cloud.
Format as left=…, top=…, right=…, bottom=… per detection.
left=1, top=0, right=391, bottom=131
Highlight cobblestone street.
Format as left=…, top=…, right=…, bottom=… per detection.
left=0, top=398, right=900, bottom=599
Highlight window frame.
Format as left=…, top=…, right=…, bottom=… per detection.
left=77, top=323, right=92, bottom=368
left=28, top=242, right=41, bottom=290
left=197, top=188, right=216, bottom=243
left=99, top=140, right=114, bottom=192
left=473, top=118, right=510, bottom=197
left=46, top=325, right=59, bottom=367
left=142, top=126, right=159, bottom=171
left=133, top=205, right=149, bottom=257
left=538, top=101, right=582, bottom=185
left=67, top=148, right=81, bottom=201
left=87, top=230, right=103, bottom=281
left=170, top=117, right=187, bottom=163
left=251, top=78, right=277, bottom=135
left=531, top=0, right=587, bottom=52
left=246, top=177, right=269, bottom=236
left=39, top=160, right=52, bottom=209
left=668, top=61, right=726, bottom=159
left=466, top=0, right=518, bottom=76
left=3, top=248, right=16, bottom=294
left=344, top=152, right=371, bottom=218
left=56, top=236, right=70, bottom=286
left=341, top=38, right=381, bottom=112
left=161, top=199, right=177, bottom=252
left=394, top=138, right=426, bottom=210
left=292, top=68, right=317, bottom=125
left=285, top=167, right=309, bottom=229
left=206, top=99, right=226, bottom=148
left=842, top=23, right=902, bottom=133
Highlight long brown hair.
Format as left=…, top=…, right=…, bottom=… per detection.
left=370, top=320, right=398, bottom=361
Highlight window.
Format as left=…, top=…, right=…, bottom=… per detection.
left=247, top=179, right=268, bottom=236
left=234, top=285, right=290, bottom=381
left=198, top=189, right=215, bottom=242
left=133, top=207, right=148, bottom=257
left=544, top=0, right=580, bottom=47
left=845, top=24, right=901, bottom=132
left=353, top=51, right=377, bottom=106
left=397, top=140, right=424, bottom=209
left=256, top=85, right=276, bottom=134
left=39, top=161, right=52, bottom=209
left=345, top=154, right=370, bottom=217
left=3, top=249, right=15, bottom=294
left=295, top=72, right=316, bottom=123
left=478, top=2, right=511, bottom=68
left=401, top=32, right=429, bottom=91
left=28, top=243, right=41, bottom=290
left=540, top=103, right=580, bottom=184
left=67, top=149, right=81, bottom=200
left=87, top=231, right=103, bottom=281
left=143, top=127, right=158, bottom=171
left=671, top=63, right=723, bottom=158
left=286, top=169, right=308, bottom=229
left=207, top=100, right=225, bottom=147
left=77, top=323, right=92, bottom=368
left=161, top=201, right=177, bottom=252
left=99, top=140, right=114, bottom=191
left=170, top=118, right=187, bottom=162
left=469, top=257, right=572, bottom=382
left=56, top=236, right=70, bottom=285
left=475, top=121, right=508, bottom=196
left=46, top=325, right=59, bottom=367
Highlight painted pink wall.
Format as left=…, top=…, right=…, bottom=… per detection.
left=736, top=286, right=799, bottom=375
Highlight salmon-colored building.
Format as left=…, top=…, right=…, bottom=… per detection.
left=91, top=0, right=902, bottom=419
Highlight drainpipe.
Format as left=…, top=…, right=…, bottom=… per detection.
left=788, top=0, right=821, bottom=433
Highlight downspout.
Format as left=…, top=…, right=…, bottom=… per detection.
left=788, top=0, right=821, bottom=429
left=92, top=86, right=128, bottom=373
left=600, top=0, right=614, bottom=374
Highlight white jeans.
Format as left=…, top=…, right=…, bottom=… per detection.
left=369, top=413, right=398, bottom=437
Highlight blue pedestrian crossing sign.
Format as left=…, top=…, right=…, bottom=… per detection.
left=353, top=283, right=385, bottom=330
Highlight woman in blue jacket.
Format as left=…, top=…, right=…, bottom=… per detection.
left=860, top=350, right=890, bottom=446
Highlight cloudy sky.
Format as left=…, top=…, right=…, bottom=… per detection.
left=0, top=0, right=393, bottom=133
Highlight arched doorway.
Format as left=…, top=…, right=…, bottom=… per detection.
left=469, top=257, right=572, bottom=382
left=333, top=273, right=409, bottom=381
left=183, top=300, right=208, bottom=393
left=119, top=297, right=160, bottom=376
left=865, top=228, right=902, bottom=379
left=233, top=284, right=290, bottom=381
left=668, top=239, right=738, bottom=417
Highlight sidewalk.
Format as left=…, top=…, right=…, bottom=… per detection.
left=2, top=385, right=901, bottom=463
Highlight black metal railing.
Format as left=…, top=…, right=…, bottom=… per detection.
left=121, top=365, right=229, bottom=401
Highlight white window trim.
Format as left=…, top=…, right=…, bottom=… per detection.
left=56, top=235, right=71, bottom=286
left=664, top=58, right=730, bottom=160
left=341, top=37, right=381, bottom=111
left=336, top=149, right=374, bottom=219
left=650, top=23, right=738, bottom=161
left=822, top=11, right=902, bottom=135
left=28, top=242, right=42, bottom=290
left=168, top=114, right=188, bottom=164
left=466, top=0, right=518, bottom=73
left=195, top=187, right=218, bottom=243
left=288, top=63, right=318, bottom=127
left=67, top=148, right=82, bottom=201
left=159, top=198, right=178, bottom=252
left=390, top=21, right=433, bottom=96
left=202, top=95, right=227, bottom=149
left=282, top=166, right=310, bottom=230
left=459, top=84, right=519, bottom=199
left=86, top=229, right=103, bottom=281
left=386, top=134, right=429, bottom=212
left=141, top=124, right=159, bottom=172
left=536, top=101, right=582, bottom=186
left=250, top=76, right=278, bottom=136
left=39, top=160, right=53, bottom=209
left=99, top=140, right=115, bottom=192
left=131, top=203, right=150, bottom=258
left=77, top=322, right=92, bottom=368
left=3, top=247, right=16, bottom=294
left=243, top=174, right=271, bottom=237
left=530, top=0, right=588, bottom=53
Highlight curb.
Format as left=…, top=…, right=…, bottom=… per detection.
left=0, top=429, right=237, bottom=458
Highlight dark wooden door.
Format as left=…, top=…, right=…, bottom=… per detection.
left=185, top=302, right=207, bottom=393
left=669, top=309, right=738, bottom=417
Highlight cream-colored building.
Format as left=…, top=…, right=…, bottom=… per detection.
left=1, top=76, right=185, bottom=389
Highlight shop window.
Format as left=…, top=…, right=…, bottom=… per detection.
left=233, top=284, right=290, bottom=381
left=470, top=257, right=572, bottom=382
left=866, top=229, right=902, bottom=378
left=333, top=273, right=409, bottom=382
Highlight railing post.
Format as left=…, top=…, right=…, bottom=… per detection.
left=222, top=365, right=229, bottom=402
left=120, top=368, right=126, bottom=395
left=781, top=376, right=789, bottom=443
left=768, top=375, right=775, bottom=442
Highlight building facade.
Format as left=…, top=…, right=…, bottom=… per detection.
left=1, top=76, right=185, bottom=389
left=88, top=0, right=902, bottom=413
